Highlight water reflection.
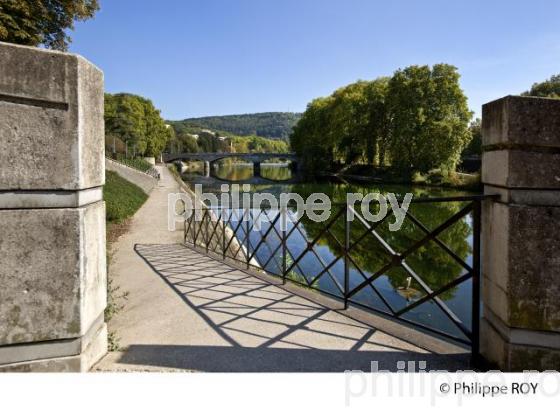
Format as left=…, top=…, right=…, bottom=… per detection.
left=209, top=161, right=293, bottom=182
left=183, top=163, right=477, bottom=341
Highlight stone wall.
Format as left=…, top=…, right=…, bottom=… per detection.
left=106, top=157, right=158, bottom=194
left=0, top=42, right=107, bottom=371
left=480, top=95, right=560, bottom=371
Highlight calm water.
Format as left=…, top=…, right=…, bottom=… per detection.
left=182, top=162, right=478, bottom=342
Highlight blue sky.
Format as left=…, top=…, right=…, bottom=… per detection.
left=70, top=0, right=560, bottom=120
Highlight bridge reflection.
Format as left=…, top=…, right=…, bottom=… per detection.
left=164, top=152, right=301, bottom=183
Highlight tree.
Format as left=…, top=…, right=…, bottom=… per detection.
left=363, top=77, right=390, bottom=165
left=104, top=93, right=171, bottom=158
left=290, top=96, right=338, bottom=173
left=462, top=118, right=482, bottom=157
left=522, top=74, right=560, bottom=98
left=330, top=81, right=370, bottom=164
left=0, top=0, right=99, bottom=50
left=387, top=64, right=472, bottom=174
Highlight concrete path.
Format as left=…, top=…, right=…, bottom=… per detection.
left=95, top=166, right=469, bottom=372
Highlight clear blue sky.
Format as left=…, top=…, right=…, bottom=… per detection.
left=69, top=0, right=560, bottom=120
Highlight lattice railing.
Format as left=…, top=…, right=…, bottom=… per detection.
left=184, top=194, right=497, bottom=355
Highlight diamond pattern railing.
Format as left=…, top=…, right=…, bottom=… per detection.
left=183, top=194, right=497, bottom=358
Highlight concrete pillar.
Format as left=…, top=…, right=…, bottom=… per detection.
left=0, top=42, right=107, bottom=371
left=480, top=95, right=560, bottom=371
left=204, top=161, right=211, bottom=178
left=253, top=161, right=261, bottom=178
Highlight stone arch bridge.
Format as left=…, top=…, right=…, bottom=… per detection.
left=162, top=152, right=300, bottom=181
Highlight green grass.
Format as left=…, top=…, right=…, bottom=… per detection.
left=103, top=171, right=148, bottom=350
left=112, top=156, right=154, bottom=173
left=104, top=170, right=148, bottom=224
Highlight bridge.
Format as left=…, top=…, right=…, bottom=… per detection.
left=162, top=152, right=301, bottom=180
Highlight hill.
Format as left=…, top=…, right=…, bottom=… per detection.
left=170, top=112, right=302, bottom=140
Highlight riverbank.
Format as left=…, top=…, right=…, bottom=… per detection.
left=319, top=165, right=481, bottom=192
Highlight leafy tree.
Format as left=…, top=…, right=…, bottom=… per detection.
left=330, top=81, right=370, bottom=164
left=522, top=74, right=560, bottom=98
left=231, top=135, right=288, bottom=153
left=104, top=93, right=171, bottom=158
left=290, top=77, right=391, bottom=172
left=387, top=64, right=472, bottom=174
left=363, top=77, right=390, bottom=165
left=462, top=118, right=482, bottom=156
left=290, top=96, right=338, bottom=173
left=0, top=0, right=99, bottom=50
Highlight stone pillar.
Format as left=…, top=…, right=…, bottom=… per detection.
left=0, top=42, right=107, bottom=371
left=253, top=161, right=261, bottom=178
left=480, top=95, right=560, bottom=371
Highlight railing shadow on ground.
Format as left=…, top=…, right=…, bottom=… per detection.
left=119, top=243, right=470, bottom=372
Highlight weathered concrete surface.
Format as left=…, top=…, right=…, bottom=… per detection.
left=0, top=198, right=106, bottom=346
left=0, top=42, right=107, bottom=371
left=482, top=150, right=560, bottom=189
left=481, top=95, right=560, bottom=371
left=106, top=157, right=158, bottom=194
left=482, top=202, right=560, bottom=332
left=95, top=167, right=469, bottom=372
left=0, top=322, right=107, bottom=372
left=143, top=157, right=156, bottom=166
left=0, top=42, right=104, bottom=190
left=482, top=95, right=560, bottom=147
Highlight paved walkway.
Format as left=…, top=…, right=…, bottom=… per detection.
left=95, top=166, right=469, bottom=372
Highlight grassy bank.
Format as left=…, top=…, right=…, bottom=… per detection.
left=103, top=171, right=149, bottom=350
left=104, top=170, right=149, bottom=225
left=108, top=155, right=154, bottom=173
left=335, top=164, right=481, bottom=191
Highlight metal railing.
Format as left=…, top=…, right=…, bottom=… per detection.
left=183, top=194, right=497, bottom=358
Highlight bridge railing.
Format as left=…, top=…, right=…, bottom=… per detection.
left=184, top=194, right=498, bottom=357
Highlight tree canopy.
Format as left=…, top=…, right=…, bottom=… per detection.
left=0, top=0, right=98, bottom=50
left=290, top=64, right=472, bottom=176
left=105, top=93, right=172, bottom=158
left=522, top=74, right=560, bottom=98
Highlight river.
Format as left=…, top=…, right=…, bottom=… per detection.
left=181, top=162, right=479, bottom=343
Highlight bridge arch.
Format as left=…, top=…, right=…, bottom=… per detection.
left=163, top=152, right=301, bottom=182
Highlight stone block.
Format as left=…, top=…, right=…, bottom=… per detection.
left=0, top=201, right=106, bottom=345
left=480, top=317, right=560, bottom=371
left=482, top=95, right=560, bottom=148
left=484, top=185, right=560, bottom=207
left=482, top=150, right=560, bottom=189
left=0, top=322, right=107, bottom=372
left=481, top=201, right=560, bottom=332
left=0, top=42, right=104, bottom=190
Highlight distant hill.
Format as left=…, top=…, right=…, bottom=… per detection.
left=170, top=112, right=302, bottom=140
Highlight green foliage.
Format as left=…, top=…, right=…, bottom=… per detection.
left=291, top=64, right=472, bottom=178
left=387, top=64, right=472, bottom=173
left=170, top=112, right=302, bottom=140
left=105, top=277, right=128, bottom=351
left=105, top=93, right=171, bottom=158
left=0, top=0, right=98, bottom=50
left=290, top=184, right=471, bottom=303
left=522, top=74, right=560, bottom=98
left=231, top=135, right=289, bottom=153
left=290, top=96, right=338, bottom=174
left=166, top=123, right=289, bottom=154
left=166, top=129, right=200, bottom=154
left=103, top=171, right=148, bottom=223
left=462, top=118, right=482, bottom=156
left=113, top=157, right=154, bottom=173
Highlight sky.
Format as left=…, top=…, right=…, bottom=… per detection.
left=69, top=0, right=560, bottom=120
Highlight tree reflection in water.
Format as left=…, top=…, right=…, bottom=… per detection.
left=183, top=166, right=477, bottom=341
